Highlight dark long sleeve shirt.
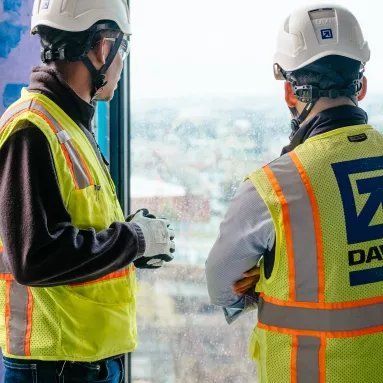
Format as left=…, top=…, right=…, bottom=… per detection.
left=0, top=66, right=145, bottom=287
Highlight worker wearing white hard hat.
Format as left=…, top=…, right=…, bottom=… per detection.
left=0, top=1, right=175, bottom=382
left=207, top=5, right=383, bottom=382
left=31, top=0, right=132, bottom=100
left=273, top=4, right=370, bottom=137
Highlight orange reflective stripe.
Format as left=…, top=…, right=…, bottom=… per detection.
left=70, top=269, right=132, bottom=287
left=291, top=335, right=298, bottom=383
left=61, top=143, right=79, bottom=190
left=261, top=292, right=383, bottom=310
left=32, top=99, right=93, bottom=187
left=319, top=334, right=326, bottom=383
left=0, top=98, right=94, bottom=190
left=72, top=143, right=94, bottom=186
left=0, top=246, right=3, bottom=252
left=0, top=110, right=29, bottom=136
left=258, top=322, right=383, bottom=338
left=30, top=109, right=59, bottom=134
left=0, top=99, right=28, bottom=124
left=32, top=100, right=93, bottom=188
left=0, top=274, right=14, bottom=281
left=25, top=287, right=33, bottom=356
left=290, top=151, right=325, bottom=303
left=0, top=99, right=32, bottom=134
left=264, top=165, right=296, bottom=300
left=5, top=280, right=11, bottom=354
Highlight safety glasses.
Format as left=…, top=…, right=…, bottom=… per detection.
left=104, top=36, right=131, bottom=61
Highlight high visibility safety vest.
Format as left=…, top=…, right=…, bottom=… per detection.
left=0, top=90, right=137, bottom=362
left=247, top=125, right=383, bottom=383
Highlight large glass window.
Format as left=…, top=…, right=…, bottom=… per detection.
left=130, top=1, right=378, bottom=382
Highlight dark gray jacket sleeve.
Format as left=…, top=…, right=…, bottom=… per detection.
left=0, top=126, right=145, bottom=287
left=206, top=179, right=275, bottom=307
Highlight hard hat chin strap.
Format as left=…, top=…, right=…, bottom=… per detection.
left=82, top=32, right=124, bottom=101
left=289, top=101, right=317, bottom=141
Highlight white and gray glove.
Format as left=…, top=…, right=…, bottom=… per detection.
left=130, top=209, right=175, bottom=269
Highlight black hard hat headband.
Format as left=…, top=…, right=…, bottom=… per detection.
left=277, top=62, right=364, bottom=138
left=40, top=22, right=121, bottom=63
left=279, top=63, right=364, bottom=104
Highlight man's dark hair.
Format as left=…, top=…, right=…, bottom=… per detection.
left=36, top=21, right=120, bottom=62
left=289, top=55, right=362, bottom=90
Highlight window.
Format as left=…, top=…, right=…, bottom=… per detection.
left=130, top=1, right=379, bottom=382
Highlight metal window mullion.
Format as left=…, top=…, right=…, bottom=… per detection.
left=109, top=1, right=132, bottom=378
left=110, top=55, right=130, bottom=215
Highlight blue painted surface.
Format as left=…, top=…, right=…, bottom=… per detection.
left=0, top=0, right=38, bottom=376
left=97, top=101, right=110, bottom=161
left=0, top=21, right=27, bottom=59
left=4, top=0, right=23, bottom=13
left=0, top=0, right=39, bottom=114
left=3, top=83, right=28, bottom=108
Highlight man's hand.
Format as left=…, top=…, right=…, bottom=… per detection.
left=232, top=265, right=260, bottom=296
left=130, top=210, right=175, bottom=269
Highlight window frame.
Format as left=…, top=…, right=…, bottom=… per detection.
left=108, top=1, right=132, bottom=381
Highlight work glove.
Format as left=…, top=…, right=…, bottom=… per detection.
left=126, top=208, right=156, bottom=222
left=130, top=209, right=175, bottom=269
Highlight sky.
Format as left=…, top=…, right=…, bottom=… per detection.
left=130, top=0, right=380, bottom=100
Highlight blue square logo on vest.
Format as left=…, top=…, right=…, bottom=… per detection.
left=332, top=157, right=383, bottom=245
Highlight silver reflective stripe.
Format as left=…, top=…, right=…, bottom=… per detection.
left=56, top=130, right=71, bottom=144
left=28, top=101, right=92, bottom=189
left=0, top=254, right=9, bottom=274
left=0, top=100, right=33, bottom=132
left=259, top=297, right=383, bottom=332
left=28, top=100, right=64, bottom=133
left=64, top=139, right=91, bottom=189
left=269, top=155, right=318, bottom=302
left=296, top=336, right=320, bottom=383
left=9, top=282, right=29, bottom=356
left=0, top=98, right=92, bottom=189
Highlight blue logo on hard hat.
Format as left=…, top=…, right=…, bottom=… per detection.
left=41, top=0, right=50, bottom=10
left=332, top=157, right=383, bottom=245
left=321, top=29, right=333, bottom=40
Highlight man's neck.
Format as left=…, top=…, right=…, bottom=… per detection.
left=297, top=98, right=357, bottom=125
left=49, top=62, right=93, bottom=103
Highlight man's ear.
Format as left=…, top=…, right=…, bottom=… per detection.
left=284, top=81, right=298, bottom=108
left=92, top=38, right=108, bottom=67
left=358, top=76, right=367, bottom=102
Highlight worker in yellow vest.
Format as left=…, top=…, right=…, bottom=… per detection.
left=206, top=4, right=383, bottom=382
left=0, top=0, right=175, bottom=382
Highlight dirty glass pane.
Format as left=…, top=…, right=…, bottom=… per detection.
left=130, top=0, right=372, bottom=382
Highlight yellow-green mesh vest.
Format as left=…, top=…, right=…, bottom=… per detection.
left=0, top=90, right=138, bottom=362
left=247, top=125, right=383, bottom=383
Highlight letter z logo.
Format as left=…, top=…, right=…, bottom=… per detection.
left=321, top=29, right=333, bottom=40
left=332, top=157, right=383, bottom=245
left=41, top=0, right=50, bottom=10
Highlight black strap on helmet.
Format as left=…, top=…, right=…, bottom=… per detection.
left=278, top=64, right=364, bottom=140
left=38, top=22, right=124, bottom=100
left=83, top=32, right=124, bottom=100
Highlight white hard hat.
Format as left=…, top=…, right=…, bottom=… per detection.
left=273, top=4, right=370, bottom=80
left=31, top=0, right=131, bottom=35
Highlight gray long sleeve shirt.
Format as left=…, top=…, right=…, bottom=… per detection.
left=205, top=105, right=369, bottom=324
left=206, top=180, right=275, bottom=309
